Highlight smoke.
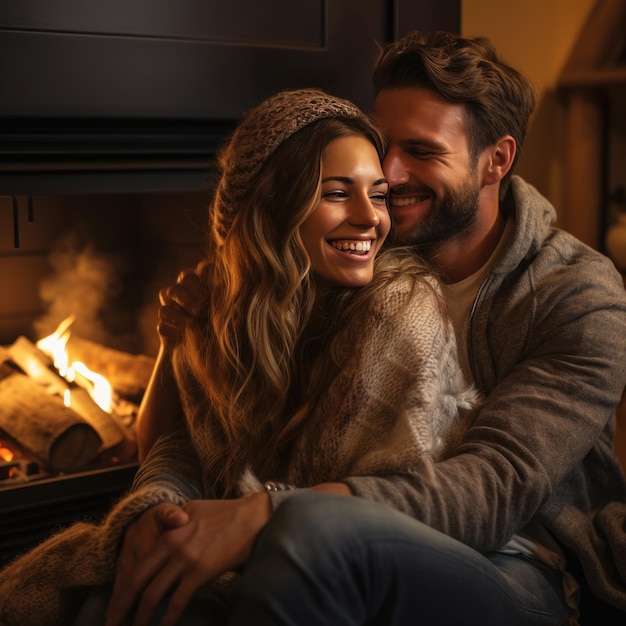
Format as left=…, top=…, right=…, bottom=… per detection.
left=33, top=233, right=141, bottom=352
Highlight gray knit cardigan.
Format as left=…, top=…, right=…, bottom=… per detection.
left=344, top=177, right=626, bottom=612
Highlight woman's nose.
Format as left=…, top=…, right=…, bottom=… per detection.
left=349, top=196, right=381, bottom=227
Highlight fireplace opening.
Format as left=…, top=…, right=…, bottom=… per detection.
left=0, top=187, right=212, bottom=564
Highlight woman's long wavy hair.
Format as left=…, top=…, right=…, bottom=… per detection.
left=173, top=115, right=438, bottom=496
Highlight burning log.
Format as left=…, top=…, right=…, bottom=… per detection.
left=0, top=319, right=152, bottom=475
left=65, top=336, right=155, bottom=401
left=0, top=363, right=102, bottom=472
left=5, top=336, right=128, bottom=451
left=4, top=336, right=66, bottom=396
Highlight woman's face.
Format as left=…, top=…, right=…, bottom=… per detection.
left=299, top=135, right=390, bottom=292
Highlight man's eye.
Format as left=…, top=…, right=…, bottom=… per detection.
left=408, top=149, right=433, bottom=159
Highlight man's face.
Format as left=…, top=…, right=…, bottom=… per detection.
left=372, top=87, right=480, bottom=247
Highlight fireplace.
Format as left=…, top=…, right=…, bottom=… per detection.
left=0, top=124, right=233, bottom=564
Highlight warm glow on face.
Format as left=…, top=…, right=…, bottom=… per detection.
left=37, top=316, right=113, bottom=413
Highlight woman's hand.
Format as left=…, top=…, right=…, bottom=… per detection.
left=105, top=492, right=272, bottom=626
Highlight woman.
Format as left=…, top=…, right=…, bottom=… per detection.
left=0, top=88, right=476, bottom=626
left=137, top=89, right=477, bottom=492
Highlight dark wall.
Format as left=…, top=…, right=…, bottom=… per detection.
left=0, top=0, right=460, bottom=194
left=0, top=0, right=459, bottom=118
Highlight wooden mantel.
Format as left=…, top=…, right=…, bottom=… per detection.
left=558, top=0, right=626, bottom=250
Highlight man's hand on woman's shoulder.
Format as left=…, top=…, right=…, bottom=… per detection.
left=157, top=261, right=207, bottom=344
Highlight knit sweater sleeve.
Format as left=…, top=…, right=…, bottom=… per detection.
left=0, top=482, right=189, bottom=626
left=131, top=423, right=204, bottom=499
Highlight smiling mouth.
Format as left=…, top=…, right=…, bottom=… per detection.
left=389, top=194, right=430, bottom=207
left=329, top=239, right=372, bottom=256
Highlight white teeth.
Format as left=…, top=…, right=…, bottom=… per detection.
left=390, top=196, right=429, bottom=207
left=330, top=240, right=372, bottom=254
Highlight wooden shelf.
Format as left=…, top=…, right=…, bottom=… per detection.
left=557, top=0, right=626, bottom=250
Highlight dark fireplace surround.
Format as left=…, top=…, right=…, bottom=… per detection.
left=0, top=0, right=460, bottom=564
left=0, top=125, right=226, bottom=565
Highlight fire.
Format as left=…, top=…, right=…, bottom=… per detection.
left=69, top=361, right=113, bottom=412
left=36, top=314, right=73, bottom=376
left=36, top=316, right=113, bottom=413
left=0, top=446, right=14, bottom=463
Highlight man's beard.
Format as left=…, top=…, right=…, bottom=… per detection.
left=389, top=178, right=480, bottom=247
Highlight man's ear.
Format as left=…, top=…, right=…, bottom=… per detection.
left=481, top=136, right=516, bottom=185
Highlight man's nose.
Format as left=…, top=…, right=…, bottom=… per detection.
left=382, top=149, right=410, bottom=186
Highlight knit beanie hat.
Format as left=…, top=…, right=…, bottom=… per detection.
left=211, top=88, right=366, bottom=240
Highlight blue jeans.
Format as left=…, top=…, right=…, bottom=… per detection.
left=74, top=492, right=570, bottom=625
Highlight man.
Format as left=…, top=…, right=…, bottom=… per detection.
left=96, top=32, right=626, bottom=626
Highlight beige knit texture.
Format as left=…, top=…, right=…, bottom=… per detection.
left=0, top=485, right=187, bottom=626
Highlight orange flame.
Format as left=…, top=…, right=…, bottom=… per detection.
left=0, top=447, right=14, bottom=463
left=37, top=316, right=113, bottom=413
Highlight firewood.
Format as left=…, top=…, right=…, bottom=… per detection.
left=6, top=335, right=128, bottom=449
left=6, top=335, right=68, bottom=396
left=63, top=386, right=127, bottom=450
left=0, top=346, right=12, bottom=365
left=66, top=336, right=155, bottom=400
left=0, top=371, right=102, bottom=472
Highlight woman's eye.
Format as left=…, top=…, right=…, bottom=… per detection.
left=322, top=190, right=347, bottom=200
left=370, top=193, right=388, bottom=204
